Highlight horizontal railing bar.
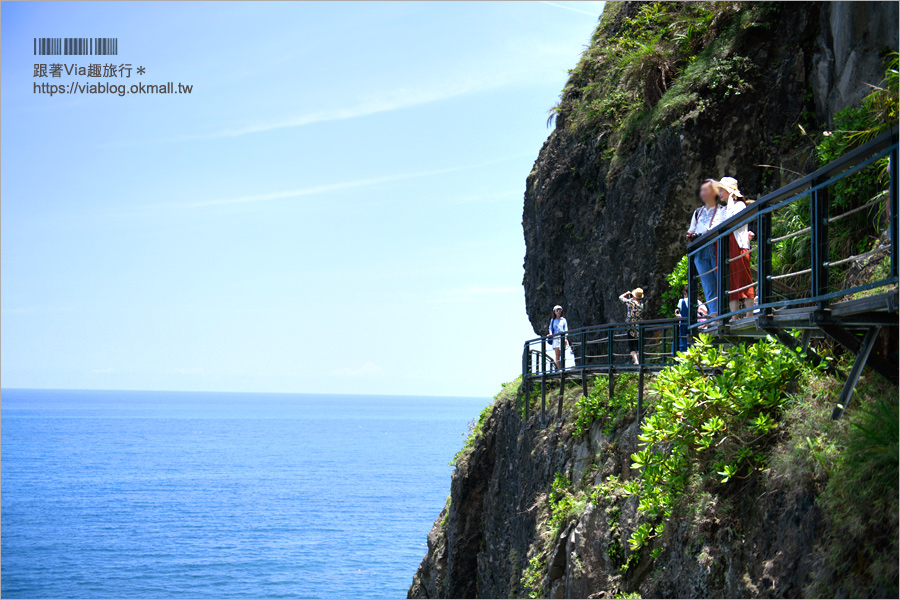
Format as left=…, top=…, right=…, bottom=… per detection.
left=727, top=247, right=756, bottom=264
left=769, top=268, right=812, bottom=280
left=827, top=192, right=888, bottom=224
left=824, top=245, right=892, bottom=268
left=524, top=318, right=681, bottom=345
left=769, top=225, right=811, bottom=244
left=726, top=281, right=758, bottom=295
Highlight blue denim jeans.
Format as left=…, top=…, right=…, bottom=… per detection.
left=677, top=318, right=688, bottom=352
left=694, top=244, right=718, bottom=315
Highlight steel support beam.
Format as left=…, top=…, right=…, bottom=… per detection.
left=819, top=324, right=897, bottom=384
left=832, top=327, right=881, bottom=420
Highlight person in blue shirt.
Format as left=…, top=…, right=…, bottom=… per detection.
left=675, top=287, right=690, bottom=353
left=548, top=305, right=569, bottom=369
left=686, top=179, right=724, bottom=317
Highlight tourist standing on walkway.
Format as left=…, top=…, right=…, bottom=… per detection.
left=548, top=305, right=569, bottom=369
left=686, top=179, right=724, bottom=316
left=717, top=177, right=756, bottom=320
left=675, top=287, right=690, bottom=353
left=619, top=288, right=644, bottom=365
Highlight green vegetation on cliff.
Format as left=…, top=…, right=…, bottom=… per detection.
left=626, top=335, right=805, bottom=550
left=511, top=336, right=897, bottom=598
left=553, top=1, right=777, bottom=173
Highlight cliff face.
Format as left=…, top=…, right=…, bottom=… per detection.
left=409, top=2, right=898, bottom=599
left=521, top=1, right=897, bottom=332
left=408, top=383, right=827, bottom=598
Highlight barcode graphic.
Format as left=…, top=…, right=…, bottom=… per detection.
left=33, top=37, right=118, bottom=56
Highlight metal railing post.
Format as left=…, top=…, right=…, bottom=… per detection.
left=717, top=236, right=729, bottom=324
left=540, top=337, right=547, bottom=422
left=638, top=323, right=645, bottom=367
left=558, top=333, right=566, bottom=420
left=606, top=326, right=614, bottom=367
left=637, top=367, right=644, bottom=425
left=580, top=331, right=588, bottom=397
left=672, top=320, right=679, bottom=359
left=688, top=248, right=698, bottom=344
left=890, top=144, right=899, bottom=280
left=811, top=182, right=830, bottom=309
left=758, top=209, right=772, bottom=309
left=522, top=344, right=529, bottom=421
left=608, top=366, right=615, bottom=404
left=580, top=331, right=586, bottom=368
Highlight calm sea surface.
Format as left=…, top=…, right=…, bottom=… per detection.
left=1, top=389, right=488, bottom=599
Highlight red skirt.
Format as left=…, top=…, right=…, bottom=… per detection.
left=728, top=234, right=755, bottom=300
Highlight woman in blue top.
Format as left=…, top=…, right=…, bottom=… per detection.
left=548, top=305, right=569, bottom=369
left=686, top=179, right=725, bottom=317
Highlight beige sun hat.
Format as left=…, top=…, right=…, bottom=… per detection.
left=717, top=176, right=744, bottom=198
left=632, top=288, right=644, bottom=299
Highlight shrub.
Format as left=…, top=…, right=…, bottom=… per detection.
left=573, top=373, right=640, bottom=437
left=625, top=334, right=804, bottom=549
left=520, top=554, right=546, bottom=599
left=450, top=402, right=494, bottom=467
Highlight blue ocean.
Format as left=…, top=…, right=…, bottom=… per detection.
left=1, top=389, right=488, bottom=599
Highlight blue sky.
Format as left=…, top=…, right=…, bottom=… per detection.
left=1, top=1, right=605, bottom=397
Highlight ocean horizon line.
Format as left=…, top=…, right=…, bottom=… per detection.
left=0, top=386, right=491, bottom=401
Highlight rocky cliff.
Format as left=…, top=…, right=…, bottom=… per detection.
left=408, top=379, right=833, bottom=598
left=409, top=2, right=898, bottom=599
left=521, top=0, right=897, bottom=331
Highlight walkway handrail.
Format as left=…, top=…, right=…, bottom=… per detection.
left=519, top=127, right=899, bottom=425
left=522, top=316, right=687, bottom=346
left=522, top=317, right=684, bottom=379
left=686, top=126, right=898, bottom=330
left=520, top=317, right=685, bottom=423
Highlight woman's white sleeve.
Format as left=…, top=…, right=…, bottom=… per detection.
left=687, top=211, right=698, bottom=234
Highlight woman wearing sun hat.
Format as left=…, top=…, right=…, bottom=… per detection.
left=717, top=177, right=756, bottom=320
left=547, top=305, right=569, bottom=369
left=618, top=288, right=644, bottom=365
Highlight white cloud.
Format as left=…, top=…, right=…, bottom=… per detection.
left=174, top=153, right=531, bottom=209
left=111, top=23, right=595, bottom=149
left=150, top=79, right=499, bottom=144
left=184, top=169, right=451, bottom=208
left=332, top=362, right=384, bottom=377
left=539, top=1, right=603, bottom=17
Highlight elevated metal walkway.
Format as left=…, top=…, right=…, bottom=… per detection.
left=522, top=127, right=899, bottom=423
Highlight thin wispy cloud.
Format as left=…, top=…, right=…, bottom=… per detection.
left=177, top=153, right=532, bottom=209
left=185, top=172, right=438, bottom=208
left=540, top=1, right=602, bottom=17
left=332, top=362, right=383, bottom=377
left=141, top=80, right=497, bottom=146
left=107, top=33, right=588, bottom=149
